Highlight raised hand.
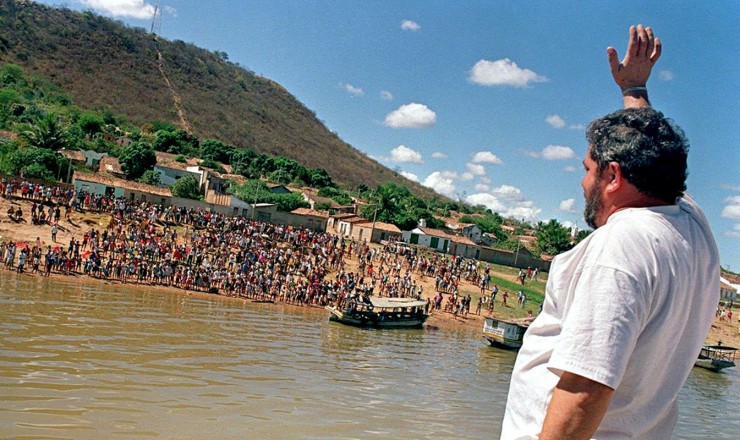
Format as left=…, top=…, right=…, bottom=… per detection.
left=607, top=25, right=661, bottom=91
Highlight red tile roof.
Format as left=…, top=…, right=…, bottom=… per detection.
left=291, top=208, right=330, bottom=218
left=354, top=221, right=401, bottom=233
left=73, top=171, right=172, bottom=197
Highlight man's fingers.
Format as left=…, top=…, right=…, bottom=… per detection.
left=645, top=27, right=655, bottom=60
left=650, top=37, right=662, bottom=63
left=626, top=25, right=638, bottom=57
left=636, top=24, right=648, bottom=57
left=607, top=47, right=621, bottom=74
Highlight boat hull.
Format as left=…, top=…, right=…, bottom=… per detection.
left=482, top=317, right=528, bottom=350
left=326, top=306, right=427, bottom=329
left=483, top=333, right=523, bottom=350
left=694, top=357, right=736, bottom=372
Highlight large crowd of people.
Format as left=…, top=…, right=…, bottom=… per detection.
left=1, top=177, right=482, bottom=316
left=1, top=177, right=547, bottom=321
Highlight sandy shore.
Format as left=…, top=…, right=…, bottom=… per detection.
left=2, top=195, right=738, bottom=347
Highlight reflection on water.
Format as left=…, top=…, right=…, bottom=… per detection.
left=1, top=274, right=738, bottom=439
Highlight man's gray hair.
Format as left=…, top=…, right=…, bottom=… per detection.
left=586, top=107, right=688, bottom=203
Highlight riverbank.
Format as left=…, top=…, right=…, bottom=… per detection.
left=2, top=194, right=738, bottom=347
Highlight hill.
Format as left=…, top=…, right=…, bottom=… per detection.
left=0, top=0, right=439, bottom=198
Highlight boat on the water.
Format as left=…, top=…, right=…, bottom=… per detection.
left=694, top=345, right=737, bottom=372
left=326, top=297, right=429, bottom=329
left=482, top=316, right=530, bottom=349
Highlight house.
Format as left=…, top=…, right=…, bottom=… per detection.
left=301, top=188, right=355, bottom=213
left=280, top=208, right=329, bottom=231
left=479, top=232, right=498, bottom=247
left=205, top=189, right=251, bottom=217
left=98, top=156, right=125, bottom=178
left=73, top=171, right=172, bottom=205
left=336, top=216, right=368, bottom=237
left=268, top=184, right=293, bottom=194
left=327, top=213, right=358, bottom=232
left=153, top=152, right=207, bottom=189
left=720, top=277, right=738, bottom=302
left=477, top=245, right=552, bottom=272
left=402, top=227, right=479, bottom=258
left=350, top=221, right=401, bottom=243
left=446, top=222, right=483, bottom=243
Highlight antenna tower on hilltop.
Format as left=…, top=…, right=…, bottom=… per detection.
left=150, top=0, right=162, bottom=35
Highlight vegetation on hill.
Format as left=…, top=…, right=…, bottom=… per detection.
left=0, top=0, right=437, bottom=198
left=0, top=0, right=588, bottom=258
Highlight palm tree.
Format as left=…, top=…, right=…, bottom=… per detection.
left=21, top=112, right=67, bottom=151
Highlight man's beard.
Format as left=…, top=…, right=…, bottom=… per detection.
left=583, top=179, right=603, bottom=230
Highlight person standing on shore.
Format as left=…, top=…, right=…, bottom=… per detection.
left=501, top=25, right=719, bottom=439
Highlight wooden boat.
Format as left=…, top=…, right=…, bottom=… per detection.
left=326, top=297, right=429, bottom=329
left=694, top=345, right=737, bottom=372
left=482, top=317, right=530, bottom=349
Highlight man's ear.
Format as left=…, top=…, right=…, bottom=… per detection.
left=604, top=161, right=623, bottom=194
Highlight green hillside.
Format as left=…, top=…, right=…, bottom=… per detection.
left=0, top=0, right=438, bottom=198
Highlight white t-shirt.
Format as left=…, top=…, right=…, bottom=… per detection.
left=501, top=196, right=719, bottom=440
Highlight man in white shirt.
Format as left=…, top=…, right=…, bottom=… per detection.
left=501, top=25, right=720, bottom=440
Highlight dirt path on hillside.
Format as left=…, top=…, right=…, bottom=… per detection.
left=153, top=38, right=192, bottom=132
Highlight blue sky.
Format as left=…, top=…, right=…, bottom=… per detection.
left=38, top=1, right=739, bottom=269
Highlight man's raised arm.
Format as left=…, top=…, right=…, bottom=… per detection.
left=607, top=24, right=661, bottom=108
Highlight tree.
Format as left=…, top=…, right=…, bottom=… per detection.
left=200, top=139, right=234, bottom=164
left=171, top=176, right=202, bottom=200
left=21, top=163, right=55, bottom=181
left=76, top=113, right=105, bottom=137
left=309, top=168, right=335, bottom=188
left=138, top=170, right=162, bottom=186
left=535, top=219, right=574, bottom=256
left=152, top=128, right=199, bottom=155
left=198, top=158, right=226, bottom=173
left=21, top=112, right=68, bottom=151
left=1, top=145, right=69, bottom=180
left=119, top=141, right=156, bottom=180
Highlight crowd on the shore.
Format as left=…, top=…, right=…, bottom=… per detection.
left=1, top=178, right=505, bottom=317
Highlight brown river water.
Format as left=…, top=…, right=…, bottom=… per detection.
left=1, top=273, right=738, bottom=439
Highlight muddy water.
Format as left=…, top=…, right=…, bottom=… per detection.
left=1, top=273, right=737, bottom=439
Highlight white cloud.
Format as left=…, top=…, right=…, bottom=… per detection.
left=466, top=193, right=507, bottom=212
left=659, top=70, right=674, bottom=81
left=569, top=123, right=586, bottom=130
left=722, top=196, right=740, bottom=220
left=386, top=145, right=423, bottom=164
left=431, top=152, right=448, bottom=159
left=559, top=198, right=577, bottom=213
left=563, top=165, right=578, bottom=172
left=561, top=220, right=576, bottom=229
left=546, top=114, right=566, bottom=129
left=466, top=163, right=486, bottom=176
left=80, top=0, right=157, bottom=19
left=461, top=172, right=475, bottom=181
left=721, top=183, right=740, bottom=192
left=479, top=176, right=491, bottom=184
left=380, top=90, right=394, bottom=101
left=400, top=171, right=418, bottom=182
left=440, top=171, right=459, bottom=179
left=491, top=184, right=523, bottom=200
left=475, top=183, right=490, bottom=192
left=384, top=102, right=436, bottom=128
left=542, top=145, right=576, bottom=160
left=465, top=185, right=542, bottom=223
left=722, top=196, right=740, bottom=238
left=469, top=58, right=548, bottom=88
left=472, top=151, right=503, bottom=165
left=423, top=171, right=457, bottom=198
left=726, top=223, right=740, bottom=238
left=339, top=82, right=364, bottom=97
left=401, top=20, right=421, bottom=31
